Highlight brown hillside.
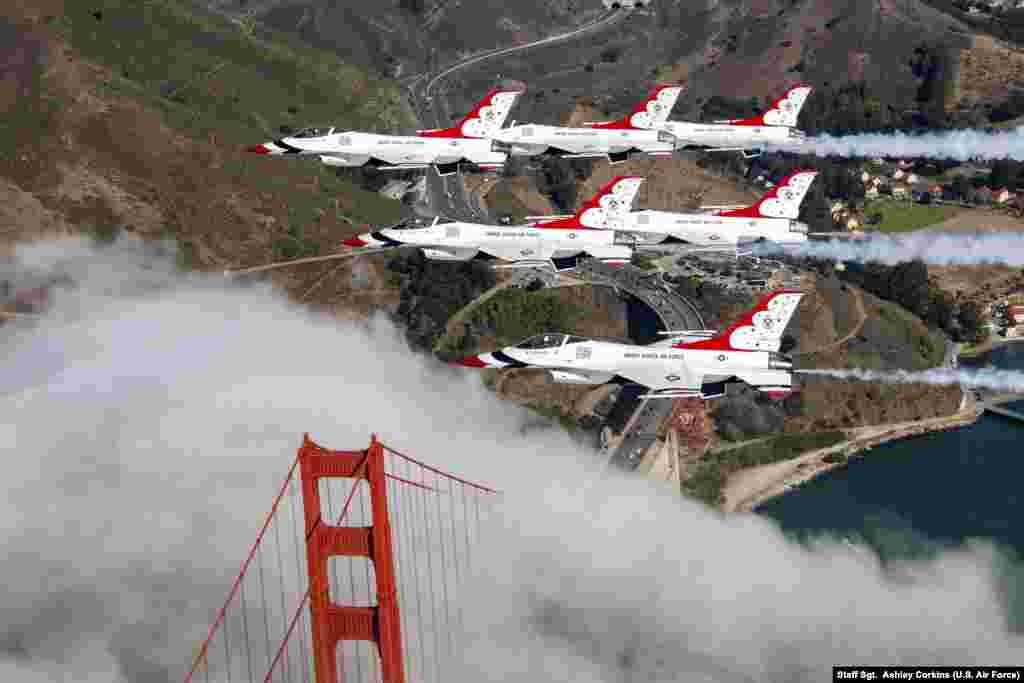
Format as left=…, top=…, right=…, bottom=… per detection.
left=575, top=155, right=757, bottom=211
left=954, top=35, right=1024, bottom=103
left=1, top=4, right=408, bottom=313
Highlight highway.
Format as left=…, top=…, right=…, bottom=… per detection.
left=572, top=259, right=705, bottom=331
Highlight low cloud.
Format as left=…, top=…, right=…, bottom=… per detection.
left=2, top=237, right=1021, bottom=682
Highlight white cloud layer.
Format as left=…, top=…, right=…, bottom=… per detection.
left=2, top=237, right=1021, bottom=682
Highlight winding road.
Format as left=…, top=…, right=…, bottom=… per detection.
left=406, top=8, right=626, bottom=222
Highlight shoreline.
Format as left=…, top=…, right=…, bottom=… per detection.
left=721, top=407, right=983, bottom=514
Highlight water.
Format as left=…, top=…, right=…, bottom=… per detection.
left=758, top=342, right=1024, bottom=629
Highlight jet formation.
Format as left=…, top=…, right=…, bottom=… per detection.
left=247, top=79, right=819, bottom=402
left=341, top=171, right=817, bottom=268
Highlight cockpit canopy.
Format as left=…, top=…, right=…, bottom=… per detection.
left=515, top=333, right=566, bottom=350
left=292, top=127, right=335, bottom=138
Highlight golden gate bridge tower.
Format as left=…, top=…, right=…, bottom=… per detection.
left=184, top=434, right=496, bottom=683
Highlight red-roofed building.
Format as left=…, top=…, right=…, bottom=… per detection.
left=13, top=286, right=49, bottom=312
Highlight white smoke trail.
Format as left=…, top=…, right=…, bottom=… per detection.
left=772, top=127, right=1024, bottom=161
left=798, top=366, right=1024, bottom=394
left=782, top=231, right=1024, bottom=266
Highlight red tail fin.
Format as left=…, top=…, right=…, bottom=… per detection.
left=418, top=88, right=524, bottom=139
left=716, top=170, right=817, bottom=220
left=531, top=176, right=644, bottom=230
left=585, top=84, right=686, bottom=130
left=674, top=290, right=804, bottom=352
left=726, top=84, right=812, bottom=128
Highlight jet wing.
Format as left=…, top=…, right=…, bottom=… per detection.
left=478, top=241, right=557, bottom=263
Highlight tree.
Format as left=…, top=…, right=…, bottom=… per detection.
left=889, top=260, right=930, bottom=316
left=956, top=301, right=987, bottom=343
left=950, top=174, right=971, bottom=200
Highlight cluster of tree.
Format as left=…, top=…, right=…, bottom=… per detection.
left=386, top=251, right=496, bottom=352
left=697, top=152, right=869, bottom=232
left=470, top=288, right=583, bottom=347
left=986, top=159, right=1024, bottom=190
left=811, top=258, right=986, bottom=343
left=532, top=157, right=593, bottom=212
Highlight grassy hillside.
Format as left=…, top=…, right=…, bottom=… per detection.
left=866, top=199, right=961, bottom=233
left=2, top=1, right=407, bottom=304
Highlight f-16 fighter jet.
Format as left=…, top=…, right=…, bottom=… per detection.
left=450, top=289, right=805, bottom=400
left=247, top=88, right=524, bottom=176
left=541, top=171, right=816, bottom=255
left=340, top=176, right=644, bottom=271
left=656, top=84, right=813, bottom=158
left=489, top=85, right=686, bottom=164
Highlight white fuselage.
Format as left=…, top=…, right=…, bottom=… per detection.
left=659, top=121, right=806, bottom=151
left=615, top=210, right=809, bottom=247
left=483, top=337, right=792, bottom=394
left=491, top=124, right=675, bottom=158
left=358, top=221, right=631, bottom=266
left=269, top=131, right=506, bottom=169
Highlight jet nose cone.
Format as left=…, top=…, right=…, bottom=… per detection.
left=452, top=355, right=488, bottom=368
left=247, top=143, right=273, bottom=154
left=343, top=236, right=369, bottom=248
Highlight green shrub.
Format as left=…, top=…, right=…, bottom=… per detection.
left=471, top=288, right=583, bottom=346
left=682, top=431, right=847, bottom=507
left=82, top=223, right=123, bottom=245
left=681, top=462, right=727, bottom=507
left=271, top=226, right=320, bottom=260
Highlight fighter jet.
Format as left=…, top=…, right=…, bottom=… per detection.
left=340, top=176, right=643, bottom=271
left=489, top=85, right=685, bottom=164
left=658, top=84, right=813, bottom=158
left=449, top=289, right=804, bottom=400
left=540, top=171, right=817, bottom=256
left=247, top=88, right=524, bottom=176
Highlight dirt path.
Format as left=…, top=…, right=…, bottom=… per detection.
left=721, top=407, right=982, bottom=513
left=795, top=288, right=866, bottom=356
left=436, top=277, right=517, bottom=349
